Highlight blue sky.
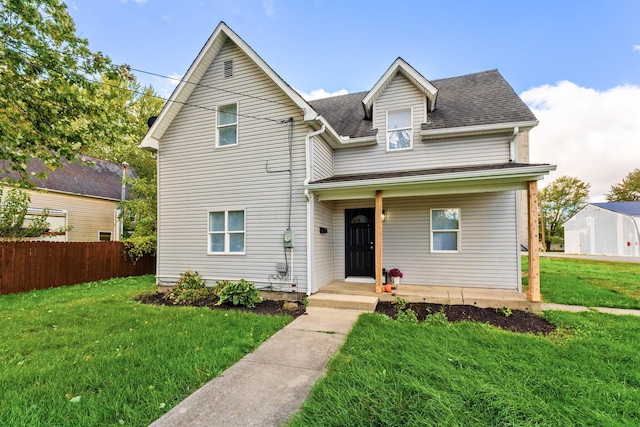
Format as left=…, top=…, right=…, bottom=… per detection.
left=67, top=0, right=640, bottom=199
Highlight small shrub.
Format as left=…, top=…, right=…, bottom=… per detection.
left=211, top=280, right=230, bottom=298
left=496, top=306, right=513, bottom=317
left=164, top=270, right=209, bottom=305
left=396, top=307, right=418, bottom=323
left=217, top=279, right=263, bottom=308
left=393, top=297, right=418, bottom=323
left=424, top=310, right=449, bottom=326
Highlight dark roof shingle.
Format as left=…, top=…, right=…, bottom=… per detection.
left=0, top=155, right=136, bottom=201
left=308, top=69, right=536, bottom=138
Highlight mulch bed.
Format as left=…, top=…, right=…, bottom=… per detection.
left=136, top=293, right=556, bottom=334
left=135, top=292, right=307, bottom=318
left=375, top=301, right=556, bottom=334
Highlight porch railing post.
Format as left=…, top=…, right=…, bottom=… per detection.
left=527, top=180, right=542, bottom=301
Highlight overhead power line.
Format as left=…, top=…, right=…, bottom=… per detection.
left=128, top=67, right=293, bottom=108
left=3, top=40, right=294, bottom=125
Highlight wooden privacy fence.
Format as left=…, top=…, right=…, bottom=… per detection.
left=0, top=241, right=155, bottom=295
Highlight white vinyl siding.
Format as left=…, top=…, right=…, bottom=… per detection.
left=312, top=135, right=334, bottom=181
left=208, top=210, right=245, bottom=254
left=216, top=103, right=238, bottom=147
left=156, top=38, right=308, bottom=291
left=333, top=74, right=511, bottom=175
left=313, top=200, right=335, bottom=291
left=333, top=192, right=520, bottom=290
left=430, top=208, right=460, bottom=252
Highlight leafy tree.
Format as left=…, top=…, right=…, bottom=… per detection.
left=79, top=76, right=164, bottom=259
left=539, top=176, right=590, bottom=250
left=0, top=0, right=122, bottom=181
left=0, top=187, right=50, bottom=239
left=606, top=168, right=640, bottom=201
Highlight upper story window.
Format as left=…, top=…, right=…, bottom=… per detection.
left=386, top=108, right=412, bottom=151
left=217, top=103, right=238, bottom=147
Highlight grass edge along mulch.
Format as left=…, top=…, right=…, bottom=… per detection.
left=0, top=276, right=295, bottom=426
left=289, top=310, right=640, bottom=427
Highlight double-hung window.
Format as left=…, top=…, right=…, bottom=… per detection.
left=208, top=210, right=245, bottom=254
left=216, top=103, right=238, bottom=147
left=386, top=108, right=412, bottom=151
left=431, top=208, right=460, bottom=252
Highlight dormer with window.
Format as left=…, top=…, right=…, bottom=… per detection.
left=363, top=58, right=438, bottom=150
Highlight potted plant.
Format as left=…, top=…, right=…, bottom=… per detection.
left=388, top=268, right=403, bottom=286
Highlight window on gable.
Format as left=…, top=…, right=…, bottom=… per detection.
left=208, top=210, right=245, bottom=254
left=431, top=208, right=460, bottom=252
left=387, top=108, right=412, bottom=151
left=217, top=103, right=238, bottom=147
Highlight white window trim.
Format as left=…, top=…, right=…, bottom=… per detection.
left=98, top=231, right=112, bottom=242
left=215, top=102, right=239, bottom=148
left=386, top=107, right=413, bottom=151
left=430, top=208, right=461, bottom=253
left=207, top=209, right=246, bottom=255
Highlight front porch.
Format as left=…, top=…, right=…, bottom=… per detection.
left=307, top=281, right=540, bottom=313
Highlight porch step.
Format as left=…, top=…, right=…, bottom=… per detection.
left=306, top=293, right=379, bottom=311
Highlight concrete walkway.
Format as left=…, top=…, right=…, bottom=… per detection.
left=150, top=301, right=640, bottom=427
left=542, top=303, right=640, bottom=316
left=149, top=306, right=364, bottom=427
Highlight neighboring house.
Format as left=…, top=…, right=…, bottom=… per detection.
left=564, top=202, right=640, bottom=257
left=141, top=22, right=555, bottom=301
left=0, top=156, right=135, bottom=242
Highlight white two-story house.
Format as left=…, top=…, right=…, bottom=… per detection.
left=141, top=22, right=554, bottom=302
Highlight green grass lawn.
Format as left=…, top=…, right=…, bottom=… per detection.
left=290, top=311, right=640, bottom=426
left=523, top=256, right=640, bottom=308
left=0, top=276, right=293, bottom=426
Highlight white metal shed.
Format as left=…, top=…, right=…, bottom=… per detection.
left=563, top=202, right=640, bottom=257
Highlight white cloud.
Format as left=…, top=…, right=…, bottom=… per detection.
left=295, top=88, right=348, bottom=101
left=634, top=44, right=640, bottom=52
left=153, top=72, right=182, bottom=98
left=522, top=81, right=640, bottom=201
left=262, top=0, right=275, bottom=18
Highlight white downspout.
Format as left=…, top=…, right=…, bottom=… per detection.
left=304, top=124, right=326, bottom=296
left=509, top=127, right=519, bottom=162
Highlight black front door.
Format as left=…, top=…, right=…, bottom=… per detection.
left=345, top=208, right=375, bottom=277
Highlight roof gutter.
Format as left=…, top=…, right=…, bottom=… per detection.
left=304, top=124, right=326, bottom=297
left=421, top=120, right=538, bottom=140
left=306, top=164, right=556, bottom=192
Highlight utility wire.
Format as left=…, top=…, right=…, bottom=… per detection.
left=4, top=41, right=294, bottom=125
left=129, top=67, right=293, bottom=108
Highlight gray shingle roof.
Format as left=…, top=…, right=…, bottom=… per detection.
left=0, top=155, right=136, bottom=201
left=308, top=91, right=375, bottom=138
left=308, top=69, right=536, bottom=138
left=592, top=202, right=640, bottom=216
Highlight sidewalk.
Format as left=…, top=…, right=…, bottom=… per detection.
left=542, top=303, right=640, bottom=316
left=150, top=300, right=640, bottom=426
left=149, top=306, right=364, bottom=427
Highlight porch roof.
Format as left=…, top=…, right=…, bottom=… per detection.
left=306, top=162, right=555, bottom=201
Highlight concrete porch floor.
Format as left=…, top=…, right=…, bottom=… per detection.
left=317, top=281, right=540, bottom=312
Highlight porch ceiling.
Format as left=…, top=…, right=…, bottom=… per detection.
left=306, top=162, right=556, bottom=201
